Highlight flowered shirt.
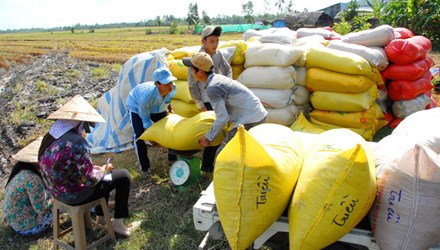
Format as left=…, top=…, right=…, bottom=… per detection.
left=2, top=170, right=52, bottom=232
left=39, top=131, right=103, bottom=204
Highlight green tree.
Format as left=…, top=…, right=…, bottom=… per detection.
left=242, top=0, right=255, bottom=23
left=332, top=18, right=351, bottom=35
left=155, top=16, right=162, bottom=26
left=275, top=0, right=293, bottom=15
left=342, top=0, right=359, bottom=21
left=202, top=10, right=211, bottom=25
left=186, top=3, right=200, bottom=26
left=366, top=0, right=386, bottom=23
left=169, top=21, right=178, bottom=34
left=382, top=0, right=440, bottom=49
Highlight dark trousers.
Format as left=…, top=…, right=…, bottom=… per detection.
left=71, top=169, right=131, bottom=219
left=201, top=102, right=218, bottom=172
left=130, top=111, right=176, bottom=172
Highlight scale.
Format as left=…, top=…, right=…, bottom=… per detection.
left=169, top=155, right=201, bottom=189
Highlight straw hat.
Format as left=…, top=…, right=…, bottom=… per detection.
left=47, top=95, right=105, bottom=123
left=12, top=137, right=43, bottom=163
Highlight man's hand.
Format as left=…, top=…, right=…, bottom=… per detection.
left=199, top=107, right=208, bottom=112
left=167, top=104, right=174, bottom=113
left=199, top=136, right=210, bottom=148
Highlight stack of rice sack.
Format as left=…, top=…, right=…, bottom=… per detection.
left=291, top=25, right=396, bottom=140
left=237, top=42, right=306, bottom=126
left=302, top=46, right=385, bottom=140
left=370, top=108, right=440, bottom=249
left=382, top=27, right=436, bottom=126
left=168, top=46, right=201, bottom=117
left=214, top=123, right=304, bottom=249
left=289, top=129, right=377, bottom=249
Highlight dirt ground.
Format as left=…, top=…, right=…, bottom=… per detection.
left=0, top=52, right=118, bottom=188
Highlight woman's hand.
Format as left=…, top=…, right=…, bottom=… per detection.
left=103, top=163, right=114, bottom=174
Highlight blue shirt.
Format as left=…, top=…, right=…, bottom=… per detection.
left=125, top=81, right=176, bottom=129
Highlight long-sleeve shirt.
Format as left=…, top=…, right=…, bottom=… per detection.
left=188, top=46, right=232, bottom=109
left=125, top=81, right=176, bottom=129
left=2, top=170, right=52, bottom=232
left=205, top=74, right=268, bottom=141
left=39, top=131, right=103, bottom=204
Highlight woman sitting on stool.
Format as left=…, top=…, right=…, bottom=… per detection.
left=38, top=95, right=133, bottom=236
left=2, top=137, right=53, bottom=236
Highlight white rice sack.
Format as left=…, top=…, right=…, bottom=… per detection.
left=218, top=46, right=236, bottom=65
left=243, top=29, right=269, bottom=41
left=296, top=28, right=334, bottom=39
left=393, top=107, right=440, bottom=136
left=370, top=144, right=440, bottom=250
left=296, top=66, right=307, bottom=86
left=258, top=28, right=297, bottom=45
left=237, top=66, right=296, bottom=89
left=244, top=43, right=303, bottom=67
left=294, top=35, right=326, bottom=47
left=341, top=24, right=395, bottom=47
left=250, top=88, right=294, bottom=109
left=265, top=104, right=299, bottom=126
left=392, top=94, right=431, bottom=119
left=291, top=85, right=310, bottom=106
left=327, top=41, right=389, bottom=71
left=374, top=133, right=440, bottom=173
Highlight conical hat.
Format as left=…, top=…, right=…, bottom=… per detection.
left=12, top=137, right=43, bottom=163
left=47, top=95, right=105, bottom=123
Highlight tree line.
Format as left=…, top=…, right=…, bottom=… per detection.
left=1, top=0, right=438, bottom=50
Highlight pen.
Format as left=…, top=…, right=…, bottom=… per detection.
left=105, top=158, right=112, bottom=173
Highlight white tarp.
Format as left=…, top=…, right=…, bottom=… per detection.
left=87, top=48, right=169, bottom=153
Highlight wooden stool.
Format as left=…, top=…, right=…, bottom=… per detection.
left=52, top=197, right=116, bottom=250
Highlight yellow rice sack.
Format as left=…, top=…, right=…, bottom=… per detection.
left=306, top=67, right=376, bottom=93
left=170, top=99, right=199, bottom=118
left=214, top=124, right=303, bottom=250
left=232, top=64, right=245, bottom=80
left=168, top=59, right=188, bottom=80
left=219, top=40, right=248, bottom=65
left=289, top=129, right=377, bottom=249
left=290, top=112, right=328, bottom=134
left=310, top=118, right=376, bottom=141
left=139, top=111, right=225, bottom=150
left=173, top=80, right=193, bottom=103
left=306, top=47, right=375, bottom=78
left=170, top=45, right=200, bottom=59
left=311, top=86, right=379, bottom=112
left=310, top=104, right=377, bottom=130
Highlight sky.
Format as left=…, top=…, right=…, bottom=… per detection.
left=0, top=0, right=347, bottom=31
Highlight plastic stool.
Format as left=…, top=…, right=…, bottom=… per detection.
left=52, top=197, right=116, bottom=250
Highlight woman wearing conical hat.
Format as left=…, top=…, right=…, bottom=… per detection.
left=38, top=95, right=133, bottom=236
left=2, top=137, right=53, bottom=235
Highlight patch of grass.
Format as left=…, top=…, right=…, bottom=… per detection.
left=10, top=101, right=37, bottom=125
left=91, top=67, right=109, bottom=80
left=35, top=80, right=61, bottom=95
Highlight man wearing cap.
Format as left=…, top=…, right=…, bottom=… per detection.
left=183, top=52, right=267, bottom=160
left=2, top=137, right=53, bottom=236
left=38, top=95, right=133, bottom=236
left=125, top=67, right=177, bottom=173
left=188, top=25, right=232, bottom=112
